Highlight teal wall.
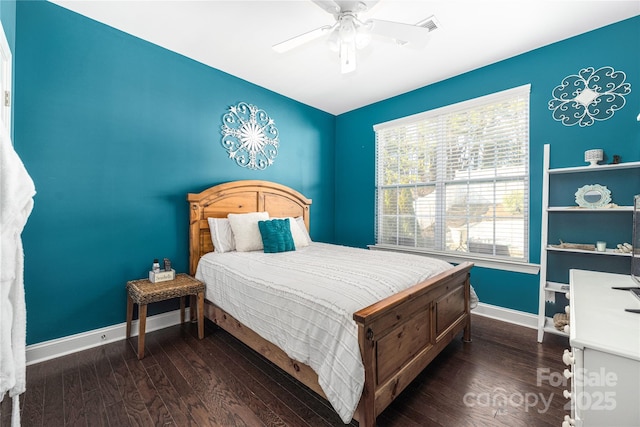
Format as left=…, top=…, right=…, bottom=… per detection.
left=13, top=1, right=640, bottom=345
left=14, top=1, right=335, bottom=345
left=0, top=0, right=15, bottom=49
left=1, top=0, right=16, bottom=134
left=334, top=16, right=640, bottom=314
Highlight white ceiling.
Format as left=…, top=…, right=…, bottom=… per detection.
left=49, top=0, right=639, bottom=115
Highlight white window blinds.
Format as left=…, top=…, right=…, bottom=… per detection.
left=374, top=85, right=530, bottom=261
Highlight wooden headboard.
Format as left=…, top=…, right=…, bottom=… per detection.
left=187, top=180, right=312, bottom=275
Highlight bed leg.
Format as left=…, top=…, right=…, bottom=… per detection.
left=463, top=274, right=472, bottom=343
left=357, top=324, right=377, bottom=427
left=462, top=316, right=472, bottom=343
left=358, top=404, right=376, bottom=427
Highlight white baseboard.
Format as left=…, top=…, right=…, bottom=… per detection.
left=472, top=302, right=537, bottom=329
left=26, top=303, right=536, bottom=366
left=26, top=308, right=190, bottom=366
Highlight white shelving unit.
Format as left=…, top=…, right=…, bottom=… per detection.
left=537, top=144, right=640, bottom=342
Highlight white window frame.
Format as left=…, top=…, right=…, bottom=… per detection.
left=372, top=85, right=539, bottom=274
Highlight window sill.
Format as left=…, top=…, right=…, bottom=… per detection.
left=368, top=244, right=540, bottom=275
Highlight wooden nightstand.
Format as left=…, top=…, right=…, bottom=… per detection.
left=126, top=273, right=205, bottom=359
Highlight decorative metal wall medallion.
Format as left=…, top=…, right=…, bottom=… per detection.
left=220, top=102, right=279, bottom=170
left=548, top=66, right=631, bottom=127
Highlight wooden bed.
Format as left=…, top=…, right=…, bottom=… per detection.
left=187, top=180, right=473, bottom=426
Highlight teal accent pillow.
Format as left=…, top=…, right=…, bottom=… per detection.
left=258, top=218, right=295, bottom=253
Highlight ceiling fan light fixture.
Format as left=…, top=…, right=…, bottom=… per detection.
left=327, top=29, right=340, bottom=52
left=338, top=14, right=357, bottom=43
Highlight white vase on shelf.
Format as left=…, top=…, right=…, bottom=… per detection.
left=584, top=149, right=603, bottom=166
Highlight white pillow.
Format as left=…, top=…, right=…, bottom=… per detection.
left=207, top=218, right=235, bottom=253
left=271, top=216, right=312, bottom=248
left=227, top=212, right=269, bottom=252
left=290, top=217, right=310, bottom=248
left=295, top=216, right=312, bottom=245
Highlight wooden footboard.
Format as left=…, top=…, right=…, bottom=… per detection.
left=353, top=261, right=473, bottom=426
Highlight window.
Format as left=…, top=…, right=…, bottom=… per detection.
left=374, top=85, right=530, bottom=264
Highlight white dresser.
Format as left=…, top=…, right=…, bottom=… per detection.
left=562, top=270, right=640, bottom=427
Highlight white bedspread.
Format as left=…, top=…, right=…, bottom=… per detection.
left=195, top=242, right=453, bottom=423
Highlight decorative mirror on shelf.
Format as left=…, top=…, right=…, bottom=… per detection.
left=220, top=102, right=279, bottom=170
left=575, top=184, right=611, bottom=208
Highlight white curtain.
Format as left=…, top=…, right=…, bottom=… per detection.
left=1, top=126, right=35, bottom=427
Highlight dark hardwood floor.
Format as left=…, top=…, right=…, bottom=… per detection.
left=1, top=314, right=570, bottom=427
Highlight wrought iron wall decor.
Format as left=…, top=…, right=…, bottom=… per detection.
left=221, top=102, right=279, bottom=170
left=548, top=66, right=631, bottom=127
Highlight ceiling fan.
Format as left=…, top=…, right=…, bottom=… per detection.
left=272, top=0, right=437, bottom=74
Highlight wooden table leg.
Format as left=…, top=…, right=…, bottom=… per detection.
left=126, top=295, right=133, bottom=339
left=180, top=296, right=185, bottom=324
left=138, top=303, right=147, bottom=360
left=197, top=291, right=204, bottom=339
left=189, top=295, right=196, bottom=322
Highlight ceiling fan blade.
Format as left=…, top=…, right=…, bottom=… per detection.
left=366, top=19, right=431, bottom=46
left=310, top=0, right=341, bottom=15
left=272, top=25, right=334, bottom=53
left=312, top=1, right=377, bottom=15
